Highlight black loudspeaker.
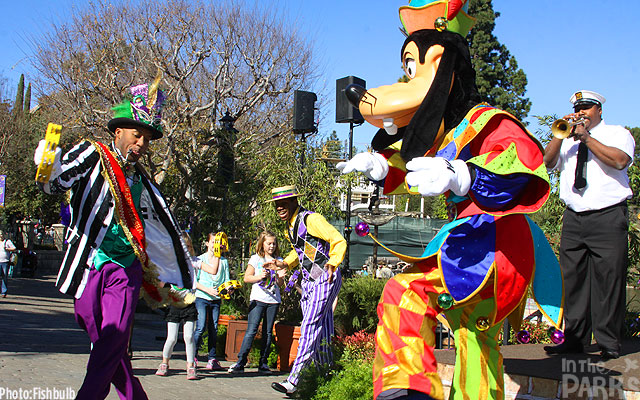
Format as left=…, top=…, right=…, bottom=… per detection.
left=293, top=90, right=317, bottom=133
left=336, top=76, right=365, bottom=123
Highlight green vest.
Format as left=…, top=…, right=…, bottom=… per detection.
left=93, top=175, right=144, bottom=270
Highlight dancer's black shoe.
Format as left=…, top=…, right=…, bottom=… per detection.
left=600, top=349, right=620, bottom=361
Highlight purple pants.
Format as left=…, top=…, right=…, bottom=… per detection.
left=288, top=268, right=342, bottom=386
left=74, top=260, right=148, bottom=400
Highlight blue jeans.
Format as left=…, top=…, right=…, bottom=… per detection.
left=236, top=300, right=279, bottom=366
left=194, top=297, right=221, bottom=360
left=0, top=262, right=9, bottom=295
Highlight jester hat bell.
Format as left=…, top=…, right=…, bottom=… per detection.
left=400, top=0, right=475, bottom=36
left=108, top=74, right=166, bottom=140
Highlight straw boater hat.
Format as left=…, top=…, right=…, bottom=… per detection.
left=107, top=73, right=166, bottom=140
left=266, top=185, right=303, bottom=202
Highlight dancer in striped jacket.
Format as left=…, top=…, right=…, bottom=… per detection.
left=34, top=80, right=195, bottom=400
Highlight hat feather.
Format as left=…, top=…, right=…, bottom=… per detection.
left=147, top=69, right=163, bottom=109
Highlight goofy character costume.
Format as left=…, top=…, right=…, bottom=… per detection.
left=337, top=1, right=563, bottom=399
left=34, top=79, right=195, bottom=400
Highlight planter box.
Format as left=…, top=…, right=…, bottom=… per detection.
left=218, top=314, right=239, bottom=328
left=224, top=318, right=265, bottom=362
left=274, top=323, right=301, bottom=372
left=225, top=319, right=248, bottom=362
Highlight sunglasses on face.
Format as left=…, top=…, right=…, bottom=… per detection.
left=573, top=103, right=597, bottom=112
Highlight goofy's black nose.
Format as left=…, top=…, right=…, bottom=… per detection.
left=345, top=84, right=367, bottom=108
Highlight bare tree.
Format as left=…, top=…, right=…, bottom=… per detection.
left=28, top=0, right=321, bottom=204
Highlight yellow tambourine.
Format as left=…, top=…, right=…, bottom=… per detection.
left=213, top=232, right=228, bottom=258
left=35, top=123, right=62, bottom=183
left=217, top=279, right=241, bottom=300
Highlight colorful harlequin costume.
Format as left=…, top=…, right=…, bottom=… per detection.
left=34, top=79, right=196, bottom=399
left=337, top=1, right=563, bottom=399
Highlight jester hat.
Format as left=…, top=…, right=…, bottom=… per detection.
left=400, top=0, right=475, bottom=36
left=108, top=74, right=166, bottom=140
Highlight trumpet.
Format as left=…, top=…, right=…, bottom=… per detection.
left=551, top=117, right=586, bottom=139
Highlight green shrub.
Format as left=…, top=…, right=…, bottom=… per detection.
left=296, top=360, right=373, bottom=400
left=295, top=361, right=334, bottom=400
left=267, top=342, right=279, bottom=368
left=314, top=360, right=373, bottom=400
left=247, top=341, right=279, bottom=367
left=294, top=330, right=375, bottom=399
left=334, top=275, right=386, bottom=335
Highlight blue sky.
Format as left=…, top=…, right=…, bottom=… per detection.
left=1, top=0, right=638, bottom=151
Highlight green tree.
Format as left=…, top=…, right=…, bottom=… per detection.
left=26, top=0, right=323, bottom=262
left=23, top=83, right=31, bottom=113
left=468, top=0, right=531, bottom=121
left=13, top=74, right=24, bottom=117
left=0, top=90, right=63, bottom=231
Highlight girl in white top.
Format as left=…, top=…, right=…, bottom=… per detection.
left=228, top=231, right=285, bottom=373
left=0, top=231, right=16, bottom=297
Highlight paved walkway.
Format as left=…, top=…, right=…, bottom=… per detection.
left=0, top=275, right=289, bottom=400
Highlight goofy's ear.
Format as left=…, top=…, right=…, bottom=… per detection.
left=400, top=47, right=457, bottom=161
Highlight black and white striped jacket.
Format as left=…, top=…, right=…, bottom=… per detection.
left=39, top=140, right=193, bottom=298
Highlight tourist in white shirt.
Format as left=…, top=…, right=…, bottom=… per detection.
left=0, top=231, right=16, bottom=298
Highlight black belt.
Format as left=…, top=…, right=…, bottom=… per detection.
left=568, top=200, right=627, bottom=216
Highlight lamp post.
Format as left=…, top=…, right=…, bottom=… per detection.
left=343, top=121, right=355, bottom=274
left=335, top=76, right=365, bottom=276
left=219, top=110, right=236, bottom=131
left=218, top=111, right=237, bottom=228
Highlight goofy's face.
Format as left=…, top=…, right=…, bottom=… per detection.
left=357, top=42, right=444, bottom=132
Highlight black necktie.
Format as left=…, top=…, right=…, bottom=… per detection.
left=574, top=142, right=588, bottom=190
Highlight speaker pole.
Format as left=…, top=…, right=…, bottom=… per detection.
left=343, top=121, right=354, bottom=275
left=300, top=131, right=306, bottom=167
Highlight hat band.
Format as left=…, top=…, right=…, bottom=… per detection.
left=574, top=99, right=601, bottom=107
left=272, top=192, right=297, bottom=200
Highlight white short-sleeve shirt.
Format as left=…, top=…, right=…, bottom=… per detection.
left=0, top=239, right=15, bottom=263
left=248, top=254, right=282, bottom=304
left=552, top=120, right=635, bottom=212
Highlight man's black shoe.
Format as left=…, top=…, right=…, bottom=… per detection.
left=600, top=349, right=620, bottom=361
left=544, top=342, right=583, bottom=355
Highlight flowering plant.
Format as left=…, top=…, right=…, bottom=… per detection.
left=335, top=330, right=376, bottom=363
left=509, top=320, right=552, bottom=344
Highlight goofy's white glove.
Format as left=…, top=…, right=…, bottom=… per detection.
left=336, top=152, right=389, bottom=181
left=406, top=157, right=471, bottom=197
left=33, top=139, right=62, bottom=181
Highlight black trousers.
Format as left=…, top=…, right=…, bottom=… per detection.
left=560, top=202, right=628, bottom=352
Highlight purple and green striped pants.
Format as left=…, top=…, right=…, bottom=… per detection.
left=287, top=268, right=342, bottom=385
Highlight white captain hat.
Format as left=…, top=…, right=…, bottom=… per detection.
left=570, top=90, right=606, bottom=107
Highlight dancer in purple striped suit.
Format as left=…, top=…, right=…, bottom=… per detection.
left=267, top=185, right=346, bottom=396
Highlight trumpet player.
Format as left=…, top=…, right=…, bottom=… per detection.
left=543, top=90, right=635, bottom=360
